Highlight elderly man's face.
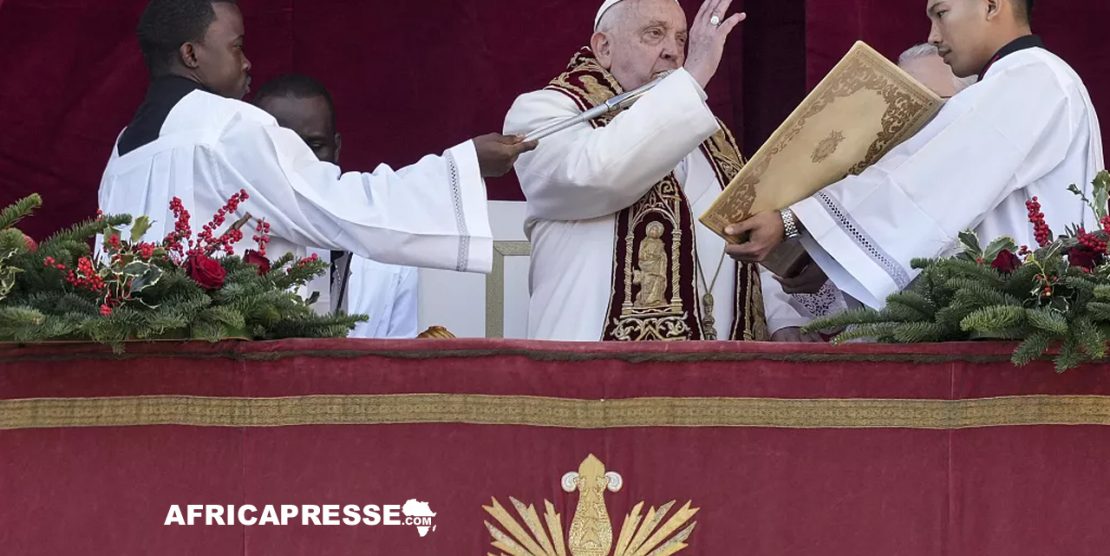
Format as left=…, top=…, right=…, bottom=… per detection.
left=900, top=53, right=964, bottom=98
left=593, top=0, right=688, bottom=91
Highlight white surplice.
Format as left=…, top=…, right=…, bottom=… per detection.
left=346, top=257, right=419, bottom=339
left=304, top=248, right=419, bottom=339
left=792, top=47, right=1104, bottom=308
left=505, top=68, right=744, bottom=341
left=98, top=89, right=493, bottom=274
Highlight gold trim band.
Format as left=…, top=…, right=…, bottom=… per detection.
left=4, top=394, right=1110, bottom=431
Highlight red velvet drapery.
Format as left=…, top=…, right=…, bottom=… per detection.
left=0, top=1, right=1105, bottom=239
left=3, top=339, right=1110, bottom=555
left=805, top=0, right=1110, bottom=143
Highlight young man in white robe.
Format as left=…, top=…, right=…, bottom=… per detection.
left=98, top=0, right=535, bottom=277
left=504, top=0, right=770, bottom=342
left=763, top=42, right=981, bottom=342
left=254, top=75, right=418, bottom=339
left=728, top=0, right=1104, bottom=311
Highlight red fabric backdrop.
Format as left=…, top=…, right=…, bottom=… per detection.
left=0, top=0, right=744, bottom=240
left=0, top=0, right=1104, bottom=240
left=805, top=1, right=1110, bottom=137
left=4, top=339, right=1110, bottom=554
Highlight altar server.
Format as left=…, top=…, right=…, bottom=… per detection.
left=99, top=0, right=535, bottom=275
left=728, top=0, right=1103, bottom=309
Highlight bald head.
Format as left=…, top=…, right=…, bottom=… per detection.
left=899, top=44, right=977, bottom=98
left=591, top=0, right=688, bottom=91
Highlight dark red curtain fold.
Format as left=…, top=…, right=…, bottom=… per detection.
left=0, top=0, right=742, bottom=239
left=805, top=0, right=1110, bottom=156
left=0, top=1, right=1104, bottom=240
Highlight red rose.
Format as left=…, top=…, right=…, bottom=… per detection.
left=185, top=254, right=227, bottom=290
left=22, top=233, right=37, bottom=253
left=990, top=249, right=1022, bottom=274
left=1067, top=246, right=1104, bottom=272
left=243, top=249, right=271, bottom=275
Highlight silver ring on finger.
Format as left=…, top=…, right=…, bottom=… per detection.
left=710, top=14, right=722, bottom=27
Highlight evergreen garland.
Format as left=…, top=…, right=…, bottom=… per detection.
left=806, top=171, right=1110, bottom=372
left=0, top=193, right=366, bottom=350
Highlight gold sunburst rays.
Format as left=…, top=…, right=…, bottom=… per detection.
left=483, top=455, right=699, bottom=556
left=612, top=501, right=698, bottom=556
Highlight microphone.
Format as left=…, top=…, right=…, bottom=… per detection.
left=523, top=71, right=675, bottom=143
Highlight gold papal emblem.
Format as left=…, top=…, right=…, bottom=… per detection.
left=483, top=455, right=699, bottom=556
left=811, top=130, right=846, bottom=164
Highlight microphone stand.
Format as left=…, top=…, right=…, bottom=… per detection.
left=523, top=71, right=674, bottom=142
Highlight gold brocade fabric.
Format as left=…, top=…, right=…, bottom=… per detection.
left=5, top=394, right=1110, bottom=430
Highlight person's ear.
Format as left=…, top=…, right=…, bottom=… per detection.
left=179, top=42, right=201, bottom=69
left=591, top=32, right=614, bottom=69
left=985, top=0, right=1001, bottom=21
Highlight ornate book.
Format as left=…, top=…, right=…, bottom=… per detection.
left=699, top=41, right=943, bottom=275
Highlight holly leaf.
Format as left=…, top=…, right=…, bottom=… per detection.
left=304, top=291, right=321, bottom=306
left=958, top=231, right=982, bottom=258
left=1092, top=172, right=1110, bottom=222
left=983, top=236, right=1018, bottom=262
left=1068, top=183, right=1087, bottom=200
left=131, top=266, right=163, bottom=293
left=130, top=216, right=153, bottom=242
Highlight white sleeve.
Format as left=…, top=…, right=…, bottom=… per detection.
left=388, top=267, right=420, bottom=339
left=209, top=117, right=493, bottom=273
left=791, top=62, right=1072, bottom=307
left=759, top=268, right=814, bottom=335
left=504, top=69, right=720, bottom=221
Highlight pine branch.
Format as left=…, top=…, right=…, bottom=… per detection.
left=1012, top=332, right=1055, bottom=366
left=1064, top=275, right=1100, bottom=295
left=1054, top=337, right=1085, bottom=373
left=42, top=214, right=131, bottom=248
left=1086, top=302, right=1110, bottom=322
left=960, top=305, right=1026, bottom=333
left=137, top=293, right=211, bottom=338
left=192, top=306, right=247, bottom=342
left=934, top=258, right=1006, bottom=287
left=891, top=321, right=951, bottom=343
left=1072, top=316, right=1107, bottom=360
left=0, top=194, right=42, bottom=230
left=947, top=279, right=1022, bottom=308
left=885, top=291, right=938, bottom=318
left=828, top=322, right=902, bottom=344
left=0, top=305, right=46, bottom=333
left=1025, top=307, right=1069, bottom=335
left=272, top=258, right=328, bottom=290
left=1095, top=285, right=1110, bottom=301
left=881, top=304, right=927, bottom=323
left=268, top=253, right=296, bottom=273
left=804, top=307, right=892, bottom=333
left=0, top=229, right=28, bottom=251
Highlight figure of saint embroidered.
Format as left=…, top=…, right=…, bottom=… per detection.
left=633, top=222, right=669, bottom=308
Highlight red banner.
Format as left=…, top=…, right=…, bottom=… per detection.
left=3, top=339, right=1110, bottom=555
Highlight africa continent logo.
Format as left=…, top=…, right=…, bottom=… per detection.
left=402, top=499, right=437, bottom=537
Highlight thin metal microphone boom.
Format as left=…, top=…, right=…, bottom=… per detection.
left=523, top=71, right=674, bottom=143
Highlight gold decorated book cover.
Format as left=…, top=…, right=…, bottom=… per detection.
left=700, top=41, right=943, bottom=240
